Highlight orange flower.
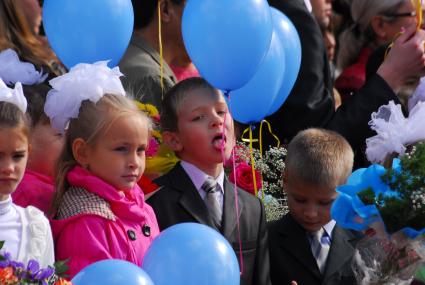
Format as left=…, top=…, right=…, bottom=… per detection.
left=0, top=267, right=18, bottom=284
left=55, top=277, right=73, bottom=285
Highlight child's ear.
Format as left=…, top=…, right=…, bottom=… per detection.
left=160, top=0, right=173, bottom=23
left=162, top=131, right=183, bottom=152
left=72, top=138, right=90, bottom=166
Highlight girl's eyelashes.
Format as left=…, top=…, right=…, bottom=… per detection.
left=113, top=145, right=147, bottom=153
left=13, top=152, right=26, bottom=161
left=114, top=146, right=127, bottom=152
left=192, top=115, right=204, bottom=121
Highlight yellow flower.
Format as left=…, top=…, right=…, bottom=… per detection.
left=135, top=101, right=159, bottom=117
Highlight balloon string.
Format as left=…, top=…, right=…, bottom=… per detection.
left=416, top=0, right=423, bottom=30
left=259, top=120, right=280, bottom=155
left=158, top=0, right=165, bottom=99
left=224, top=91, right=244, bottom=276
left=248, top=126, right=259, bottom=197
left=385, top=0, right=423, bottom=59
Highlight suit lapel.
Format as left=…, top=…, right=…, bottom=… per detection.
left=323, top=226, right=356, bottom=281
left=279, top=215, right=322, bottom=279
left=222, top=179, right=243, bottom=238
left=168, top=164, right=213, bottom=227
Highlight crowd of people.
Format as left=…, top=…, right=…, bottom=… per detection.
left=1, top=0, right=425, bottom=284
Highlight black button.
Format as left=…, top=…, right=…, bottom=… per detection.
left=127, top=230, right=137, bottom=241
left=142, top=224, right=151, bottom=237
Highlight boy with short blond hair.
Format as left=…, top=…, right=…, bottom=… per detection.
left=147, top=77, right=270, bottom=285
left=269, top=128, right=361, bottom=285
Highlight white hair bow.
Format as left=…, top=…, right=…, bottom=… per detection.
left=0, top=78, right=27, bottom=113
left=0, top=49, right=47, bottom=85
left=44, top=61, right=126, bottom=133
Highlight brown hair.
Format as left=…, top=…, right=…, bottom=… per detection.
left=0, top=0, right=59, bottom=74
left=51, top=94, right=151, bottom=214
left=0, top=101, right=30, bottom=137
left=160, top=77, right=219, bottom=132
left=285, top=128, right=354, bottom=188
left=23, top=83, right=51, bottom=127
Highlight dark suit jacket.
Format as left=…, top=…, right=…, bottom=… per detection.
left=268, top=214, right=363, bottom=285
left=147, top=163, right=271, bottom=285
left=266, top=0, right=399, bottom=155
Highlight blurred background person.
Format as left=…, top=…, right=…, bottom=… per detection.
left=0, top=0, right=64, bottom=77
left=335, top=0, right=418, bottom=101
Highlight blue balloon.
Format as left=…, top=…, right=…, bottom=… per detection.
left=142, top=223, right=239, bottom=285
left=71, top=259, right=154, bottom=285
left=229, top=31, right=286, bottom=124
left=267, top=8, right=302, bottom=116
left=182, top=0, right=273, bottom=91
left=43, top=0, right=134, bottom=69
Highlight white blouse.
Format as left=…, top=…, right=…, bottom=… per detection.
left=0, top=196, right=54, bottom=268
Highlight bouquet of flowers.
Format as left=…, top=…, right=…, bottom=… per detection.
left=135, top=102, right=179, bottom=193
left=227, top=142, right=288, bottom=221
left=331, top=143, right=425, bottom=284
left=0, top=241, right=71, bottom=285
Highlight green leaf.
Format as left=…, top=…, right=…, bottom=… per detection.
left=54, top=258, right=70, bottom=277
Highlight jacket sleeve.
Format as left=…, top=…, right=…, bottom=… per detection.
left=54, top=216, right=113, bottom=279
left=326, top=74, right=399, bottom=151
left=42, top=218, right=55, bottom=268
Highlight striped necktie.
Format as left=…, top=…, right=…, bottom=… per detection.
left=201, top=177, right=222, bottom=229
left=310, top=228, right=330, bottom=274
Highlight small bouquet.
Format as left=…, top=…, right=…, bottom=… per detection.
left=0, top=241, right=71, bottom=285
left=135, top=102, right=179, bottom=190
left=226, top=142, right=288, bottom=221
left=331, top=143, right=425, bottom=284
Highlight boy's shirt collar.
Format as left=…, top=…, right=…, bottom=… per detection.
left=180, top=160, right=225, bottom=196
left=323, top=219, right=336, bottom=241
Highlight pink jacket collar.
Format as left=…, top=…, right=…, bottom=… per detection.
left=67, top=166, right=148, bottom=222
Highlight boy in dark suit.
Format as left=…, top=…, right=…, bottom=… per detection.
left=147, top=77, right=270, bottom=285
left=269, top=128, right=363, bottom=285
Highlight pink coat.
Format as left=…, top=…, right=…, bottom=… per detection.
left=12, top=170, right=54, bottom=215
left=51, top=166, right=160, bottom=278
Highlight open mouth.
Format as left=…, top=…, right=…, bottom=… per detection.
left=212, top=133, right=227, bottom=150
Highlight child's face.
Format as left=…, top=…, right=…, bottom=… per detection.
left=82, top=114, right=148, bottom=191
left=0, top=127, right=29, bottom=201
left=284, top=173, right=338, bottom=233
left=169, top=90, right=235, bottom=171
left=28, top=122, right=64, bottom=177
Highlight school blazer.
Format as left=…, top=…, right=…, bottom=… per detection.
left=147, top=163, right=271, bottom=285
left=268, top=214, right=363, bottom=285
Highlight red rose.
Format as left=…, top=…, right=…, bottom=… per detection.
left=138, top=175, right=160, bottom=194
left=229, top=162, right=262, bottom=195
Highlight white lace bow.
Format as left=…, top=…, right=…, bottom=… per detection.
left=0, top=49, right=47, bottom=85
left=0, top=78, right=27, bottom=113
left=44, top=61, right=126, bottom=133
